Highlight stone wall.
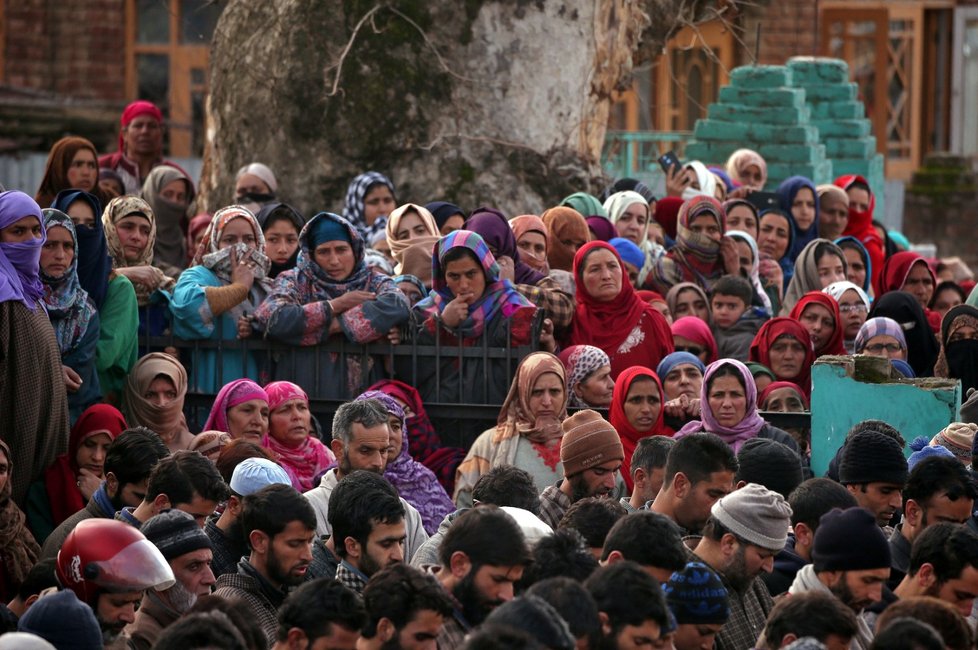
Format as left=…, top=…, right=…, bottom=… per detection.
left=903, top=153, right=978, bottom=268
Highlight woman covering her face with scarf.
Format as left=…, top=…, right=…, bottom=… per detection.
left=140, top=164, right=195, bottom=278
left=122, top=352, right=194, bottom=452
left=933, top=305, right=978, bottom=395
left=649, top=195, right=734, bottom=296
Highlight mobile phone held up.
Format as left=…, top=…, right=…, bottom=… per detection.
left=658, top=151, right=682, bottom=177
left=747, top=191, right=780, bottom=213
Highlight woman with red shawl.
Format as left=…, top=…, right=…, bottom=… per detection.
left=788, top=291, right=846, bottom=357
left=609, top=366, right=673, bottom=492
left=749, top=317, right=817, bottom=397
left=25, top=404, right=126, bottom=544
left=565, top=241, right=674, bottom=379
left=835, top=174, right=885, bottom=290
left=878, top=251, right=941, bottom=332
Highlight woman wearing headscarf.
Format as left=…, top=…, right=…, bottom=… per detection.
left=454, top=352, right=569, bottom=506
left=777, top=176, right=819, bottom=262
left=559, top=344, right=615, bottom=408
left=234, top=163, right=278, bottom=214
left=0, top=440, right=41, bottom=601
left=35, top=136, right=107, bottom=209
left=253, top=212, right=410, bottom=396
left=564, top=241, right=674, bottom=379
left=425, top=201, right=466, bottom=236
left=638, top=289, right=673, bottom=323
left=649, top=195, right=736, bottom=295
left=757, top=207, right=795, bottom=289
left=933, top=305, right=978, bottom=394
left=835, top=174, right=885, bottom=290
left=877, top=251, right=940, bottom=331
left=51, top=189, right=112, bottom=310
left=604, top=190, right=664, bottom=288
left=749, top=317, right=817, bottom=397
left=657, top=351, right=706, bottom=429
left=725, top=149, right=768, bottom=190
left=675, top=359, right=798, bottom=453
left=854, top=317, right=909, bottom=362
left=541, top=205, right=590, bottom=272
left=586, top=216, right=618, bottom=243
left=727, top=230, right=774, bottom=315
left=835, top=236, right=873, bottom=296
left=609, top=366, right=673, bottom=491
left=203, top=379, right=270, bottom=441
left=0, top=191, right=70, bottom=505
left=683, top=161, right=720, bottom=200
left=392, top=274, right=428, bottom=306
left=466, top=207, right=574, bottom=330
left=171, top=205, right=271, bottom=392
left=671, top=315, right=718, bottom=365
left=780, top=238, right=848, bottom=316
left=666, top=282, right=712, bottom=324
left=816, top=184, right=850, bottom=241
left=724, top=199, right=760, bottom=240
left=655, top=196, right=683, bottom=243
left=386, top=203, right=440, bottom=270
left=140, top=164, right=195, bottom=278
left=510, top=214, right=550, bottom=274
left=342, top=171, right=396, bottom=241
left=823, top=280, right=871, bottom=354
left=560, top=192, right=607, bottom=219
left=255, top=202, right=304, bottom=279
left=121, top=352, right=193, bottom=452
left=186, top=213, right=212, bottom=267
left=931, top=280, right=966, bottom=322
left=870, top=291, right=940, bottom=376
left=355, top=390, right=454, bottom=534
left=39, top=209, right=101, bottom=420
left=789, top=291, right=846, bottom=357
left=261, top=381, right=334, bottom=492
left=25, top=404, right=126, bottom=543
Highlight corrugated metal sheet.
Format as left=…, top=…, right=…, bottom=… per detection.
left=0, top=154, right=202, bottom=196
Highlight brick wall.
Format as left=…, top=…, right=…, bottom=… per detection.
left=740, top=0, right=819, bottom=67
left=5, top=0, right=126, bottom=103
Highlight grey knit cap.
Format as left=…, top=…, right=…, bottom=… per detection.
left=710, top=482, right=792, bottom=550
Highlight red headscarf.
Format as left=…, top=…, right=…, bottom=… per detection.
left=567, top=241, right=673, bottom=378
left=835, top=174, right=884, bottom=289
left=43, top=404, right=127, bottom=526
left=671, top=316, right=718, bottom=363
left=655, top=197, right=684, bottom=241
left=788, top=291, right=846, bottom=356
left=758, top=381, right=810, bottom=410
left=749, top=317, right=816, bottom=396
left=878, top=251, right=941, bottom=331
left=609, top=366, right=672, bottom=492
left=118, top=100, right=164, bottom=152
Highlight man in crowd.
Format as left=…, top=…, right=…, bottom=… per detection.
left=663, top=561, right=730, bottom=650
left=586, top=561, right=675, bottom=649
left=558, top=498, right=627, bottom=557
left=527, top=577, right=603, bottom=649
left=41, top=428, right=169, bottom=558
left=271, top=578, right=365, bottom=650
left=838, top=429, right=908, bottom=532
left=690, top=483, right=792, bottom=650
left=114, top=450, right=228, bottom=529
left=430, top=507, right=530, bottom=648
left=98, top=100, right=182, bottom=193
left=734, top=438, right=804, bottom=498
left=622, top=436, right=675, bottom=512
left=329, top=470, right=406, bottom=594
left=601, top=511, right=687, bottom=582
left=359, top=564, right=453, bottom=650
left=214, top=484, right=316, bottom=646
left=127, top=510, right=216, bottom=649
left=757, top=591, right=858, bottom=650
left=891, top=522, right=978, bottom=617
left=650, top=433, right=738, bottom=535
left=787, top=507, right=891, bottom=650
left=304, top=399, right=427, bottom=560
left=539, top=410, right=625, bottom=528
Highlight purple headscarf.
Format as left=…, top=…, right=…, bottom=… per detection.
left=355, top=390, right=455, bottom=535
left=0, top=191, right=46, bottom=310
left=586, top=216, right=618, bottom=242
left=203, top=379, right=269, bottom=433
left=464, top=207, right=545, bottom=286
left=676, top=358, right=768, bottom=451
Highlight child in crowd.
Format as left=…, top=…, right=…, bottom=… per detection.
left=711, top=275, right=769, bottom=361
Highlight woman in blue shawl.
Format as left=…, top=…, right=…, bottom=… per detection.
left=777, top=175, right=820, bottom=263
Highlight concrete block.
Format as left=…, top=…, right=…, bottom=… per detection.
left=811, top=119, right=871, bottom=138
left=799, top=83, right=859, bottom=102
left=809, top=101, right=865, bottom=120
left=825, top=137, right=877, bottom=158
left=757, top=143, right=824, bottom=164
left=708, top=103, right=809, bottom=125
left=730, top=65, right=793, bottom=89
left=685, top=141, right=741, bottom=163
left=718, top=86, right=806, bottom=109
left=832, top=155, right=885, bottom=178
left=766, top=162, right=822, bottom=181
left=787, top=56, right=851, bottom=85
left=693, top=120, right=818, bottom=145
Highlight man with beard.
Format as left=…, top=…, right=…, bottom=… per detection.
left=359, top=564, right=453, bottom=650
left=206, top=457, right=292, bottom=578
left=585, top=561, right=675, bottom=650
left=329, top=471, right=406, bottom=594
left=690, top=483, right=792, bottom=650
left=41, top=427, right=169, bottom=559
left=430, top=507, right=530, bottom=649
left=787, top=507, right=891, bottom=650
left=271, top=578, right=366, bottom=650
left=890, top=523, right=978, bottom=618
left=214, top=484, right=316, bottom=647
left=304, top=399, right=427, bottom=561
left=126, top=509, right=216, bottom=649
left=539, top=410, right=625, bottom=529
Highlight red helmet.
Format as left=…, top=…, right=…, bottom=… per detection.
left=56, top=519, right=175, bottom=605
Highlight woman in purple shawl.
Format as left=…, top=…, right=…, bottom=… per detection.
left=355, top=390, right=455, bottom=535
left=674, top=358, right=798, bottom=453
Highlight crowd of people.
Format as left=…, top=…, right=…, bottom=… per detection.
left=2, top=99, right=978, bottom=649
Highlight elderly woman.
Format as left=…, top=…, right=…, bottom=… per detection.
left=749, top=318, right=817, bottom=397
left=609, top=366, right=673, bottom=491
left=234, top=163, right=278, bottom=213
left=823, top=280, right=871, bottom=354
left=121, top=352, right=194, bottom=452
left=870, top=292, right=940, bottom=376
left=558, top=345, right=615, bottom=409
left=203, top=379, right=270, bottom=442
left=261, top=381, right=334, bottom=492
left=454, top=352, right=568, bottom=507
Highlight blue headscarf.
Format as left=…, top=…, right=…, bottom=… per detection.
left=609, top=237, right=645, bottom=271
left=834, top=236, right=873, bottom=294
left=656, top=351, right=706, bottom=379
left=51, top=189, right=110, bottom=309
left=777, top=176, right=819, bottom=262
left=39, top=209, right=97, bottom=354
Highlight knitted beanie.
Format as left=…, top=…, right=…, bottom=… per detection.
left=18, top=589, right=103, bottom=650
left=141, top=509, right=212, bottom=561
left=735, top=439, right=804, bottom=498
left=710, top=483, right=792, bottom=550
left=931, top=422, right=977, bottom=463
left=838, top=430, right=908, bottom=486
left=560, top=410, right=624, bottom=477
left=663, top=561, right=729, bottom=625
left=811, top=507, right=891, bottom=572
left=907, top=436, right=955, bottom=471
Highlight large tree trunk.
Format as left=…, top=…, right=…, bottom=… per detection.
left=200, top=0, right=730, bottom=217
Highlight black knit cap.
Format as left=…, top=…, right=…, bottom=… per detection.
left=812, top=507, right=891, bottom=571
left=838, top=430, right=908, bottom=486
left=141, top=509, right=212, bottom=561
left=736, top=438, right=804, bottom=498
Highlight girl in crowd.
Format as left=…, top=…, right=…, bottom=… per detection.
left=823, top=280, right=871, bottom=354
left=854, top=317, right=908, bottom=362
left=0, top=440, right=40, bottom=602
left=666, top=282, right=711, bottom=324
left=834, top=236, right=873, bottom=296
left=559, top=344, right=615, bottom=409
left=604, top=190, right=661, bottom=287
left=343, top=171, right=396, bottom=241
left=203, top=379, right=270, bottom=441
left=425, top=201, right=466, bottom=236
left=541, top=206, right=590, bottom=274
left=757, top=208, right=794, bottom=289
left=386, top=203, right=440, bottom=271
left=835, top=174, right=885, bottom=290
left=933, top=305, right=978, bottom=395
left=816, top=184, right=849, bottom=241
left=26, top=404, right=126, bottom=543
left=510, top=214, right=550, bottom=274
left=650, top=195, right=733, bottom=295
left=255, top=202, right=305, bottom=279
left=565, top=241, right=673, bottom=378
left=609, top=366, right=672, bottom=491
left=121, top=352, right=193, bottom=452
left=454, top=352, right=568, bottom=506
left=870, top=291, right=940, bottom=376
left=777, top=176, right=819, bottom=262
left=930, top=281, right=966, bottom=322
left=261, top=381, right=334, bottom=492
left=789, top=291, right=846, bottom=357
left=727, top=230, right=774, bottom=314
left=140, top=164, right=195, bottom=277
left=877, top=251, right=940, bottom=330
left=35, top=136, right=106, bottom=209
left=780, top=238, right=848, bottom=315
left=723, top=199, right=759, bottom=241
left=40, top=209, right=101, bottom=419
left=657, top=351, right=705, bottom=430
left=676, top=359, right=798, bottom=452
left=172, top=205, right=271, bottom=391
left=750, top=317, right=816, bottom=397
left=0, top=191, right=70, bottom=505
left=725, top=149, right=767, bottom=190
left=671, top=316, right=718, bottom=366
left=254, top=212, right=409, bottom=396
